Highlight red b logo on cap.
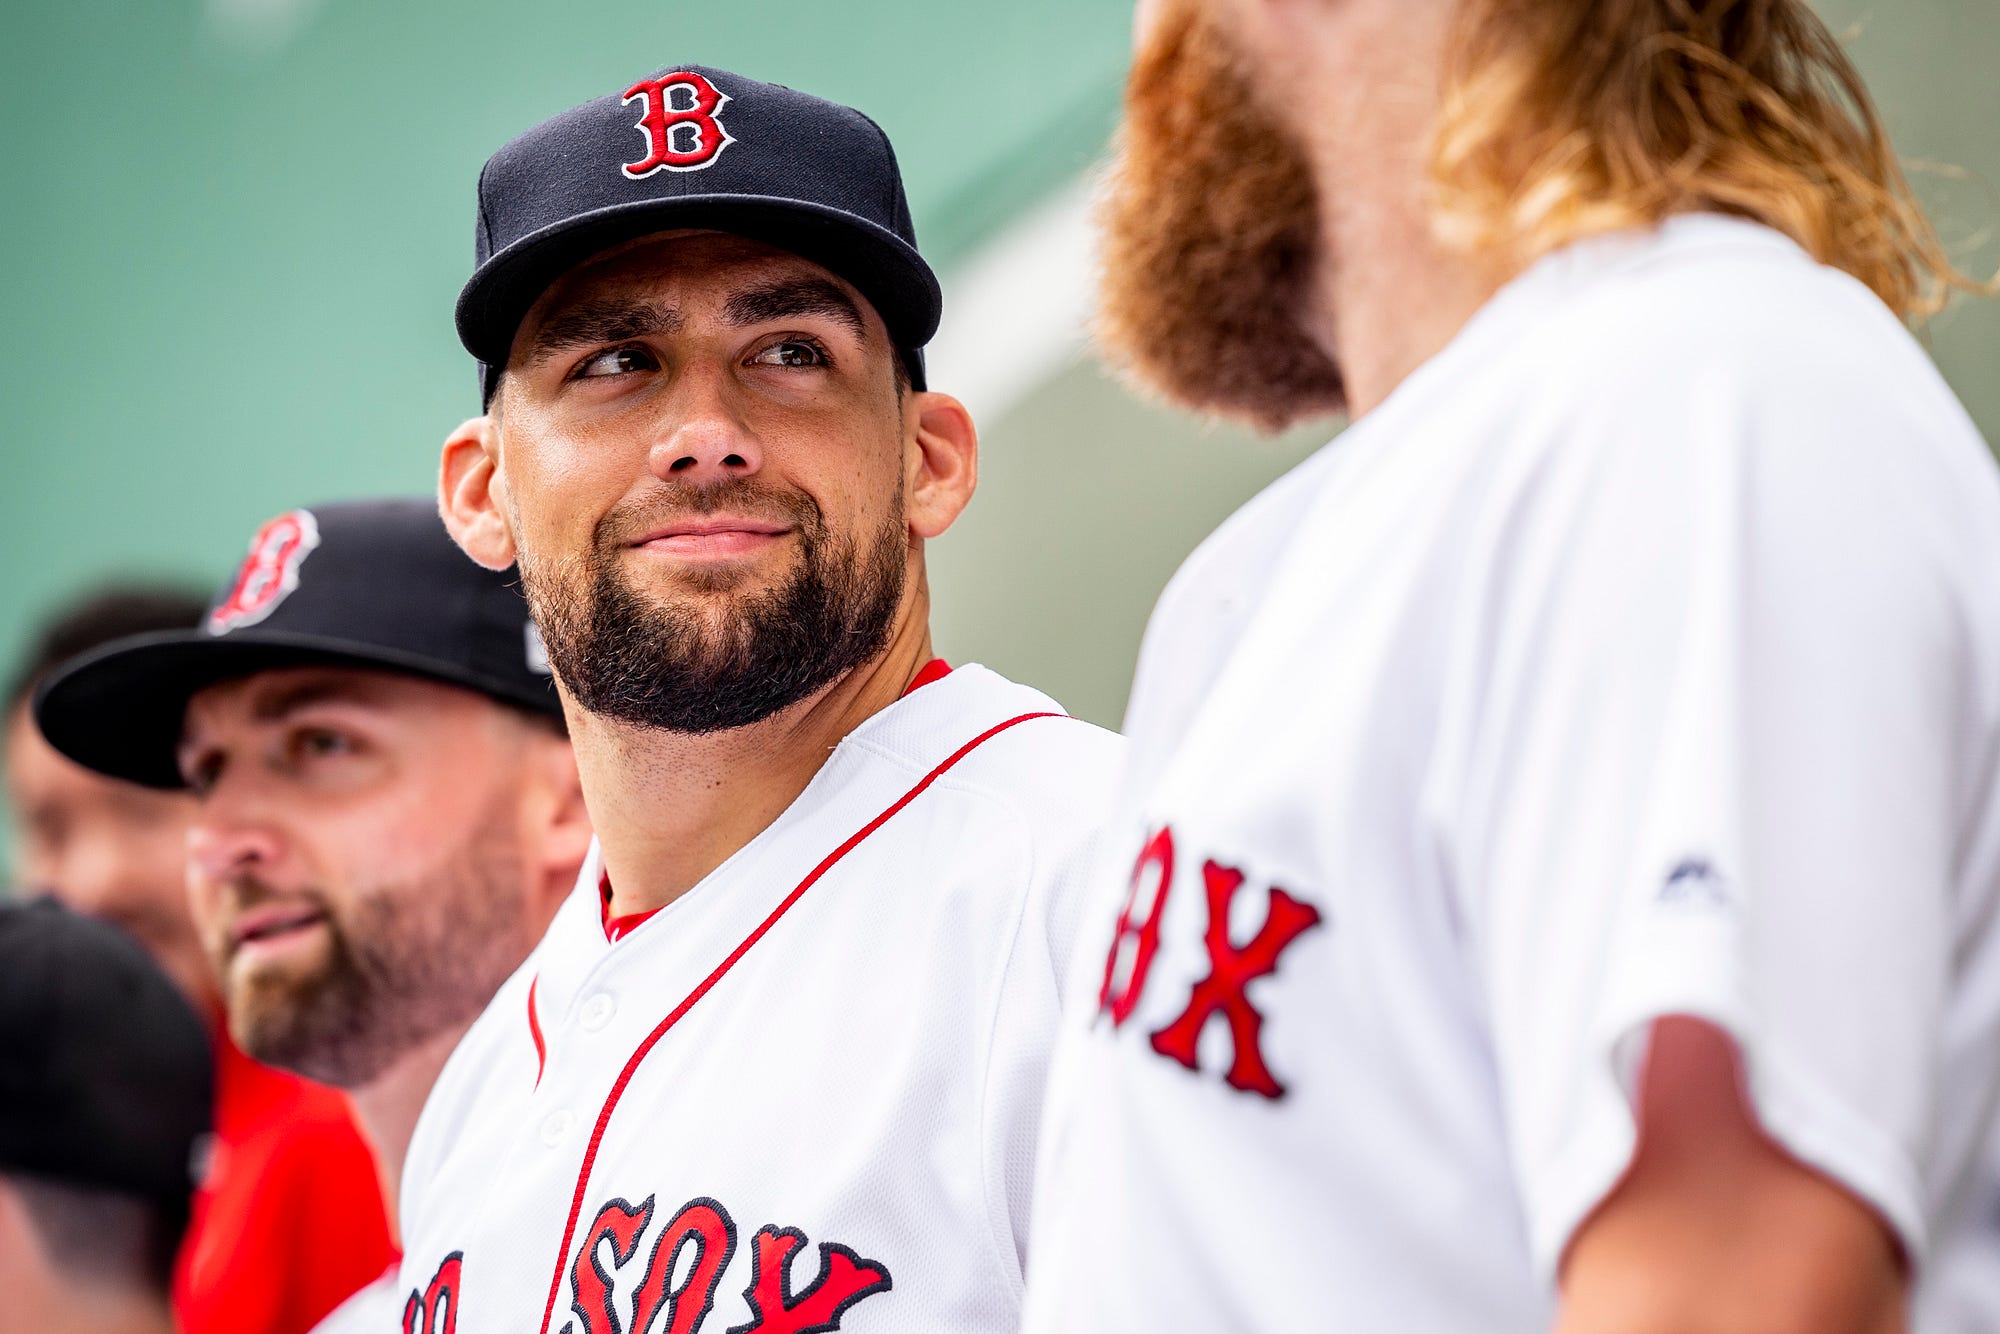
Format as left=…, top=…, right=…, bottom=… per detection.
left=207, top=509, right=320, bottom=635
left=621, top=70, right=735, bottom=178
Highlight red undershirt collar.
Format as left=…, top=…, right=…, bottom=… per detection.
left=598, top=660, right=952, bottom=942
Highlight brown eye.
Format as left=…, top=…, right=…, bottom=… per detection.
left=292, top=728, right=354, bottom=763
left=750, top=339, right=827, bottom=369
left=575, top=346, right=659, bottom=379
left=183, top=751, right=224, bottom=796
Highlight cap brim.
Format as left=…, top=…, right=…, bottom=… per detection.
left=456, top=194, right=943, bottom=379
left=34, top=630, right=564, bottom=790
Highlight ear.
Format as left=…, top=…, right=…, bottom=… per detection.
left=904, top=391, right=979, bottom=541
left=439, top=415, right=517, bottom=571
left=520, top=727, right=592, bottom=932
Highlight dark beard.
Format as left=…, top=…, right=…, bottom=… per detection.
left=521, top=477, right=908, bottom=734
left=1096, top=0, right=1345, bottom=431
left=223, top=805, right=530, bottom=1088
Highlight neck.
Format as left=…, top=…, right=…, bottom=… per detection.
left=1291, top=27, right=1511, bottom=419
left=575, top=581, right=937, bottom=918
left=347, top=1024, right=468, bottom=1231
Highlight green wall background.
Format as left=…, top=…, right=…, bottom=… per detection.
left=3, top=0, right=1996, bottom=740
left=0, top=0, right=1127, bottom=665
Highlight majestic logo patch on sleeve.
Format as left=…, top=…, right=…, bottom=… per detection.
left=621, top=71, right=735, bottom=178
left=206, top=508, right=321, bottom=634
left=1656, top=855, right=1733, bottom=912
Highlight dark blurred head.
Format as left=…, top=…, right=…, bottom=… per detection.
left=0, top=898, right=213, bottom=1328
left=4, top=586, right=215, bottom=1011
left=0, top=1173, right=186, bottom=1326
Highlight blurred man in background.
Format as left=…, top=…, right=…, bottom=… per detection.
left=6, top=588, right=212, bottom=1000
left=1024, top=1, right=2000, bottom=1331
left=34, top=497, right=591, bottom=1334
left=7, top=584, right=394, bottom=1334
left=0, top=897, right=213, bottom=1334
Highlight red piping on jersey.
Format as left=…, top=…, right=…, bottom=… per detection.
left=527, top=978, right=546, bottom=1088
left=535, top=709, right=1063, bottom=1334
left=589, top=662, right=954, bottom=947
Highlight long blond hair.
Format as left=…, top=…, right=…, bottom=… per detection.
left=1430, top=0, right=1992, bottom=320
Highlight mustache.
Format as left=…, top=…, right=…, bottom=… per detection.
left=592, top=478, right=823, bottom=552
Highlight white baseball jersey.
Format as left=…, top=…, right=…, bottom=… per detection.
left=397, top=665, right=1122, bottom=1334
left=1020, top=215, right=2000, bottom=1332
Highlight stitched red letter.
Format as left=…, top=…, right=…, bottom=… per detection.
left=208, top=509, right=319, bottom=632
left=622, top=71, right=734, bottom=177
left=1097, top=826, right=1175, bottom=1026
left=1149, top=861, right=1321, bottom=1099
left=727, top=1226, right=892, bottom=1333
left=628, top=1197, right=736, bottom=1334
left=570, top=1198, right=654, bottom=1334
left=404, top=1252, right=463, bottom=1334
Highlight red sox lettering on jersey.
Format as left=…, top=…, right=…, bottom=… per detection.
left=405, top=1198, right=890, bottom=1334
left=566, top=1196, right=889, bottom=1334
left=1095, top=825, right=1322, bottom=1099
left=622, top=71, right=735, bottom=178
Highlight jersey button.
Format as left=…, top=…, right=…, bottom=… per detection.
left=540, top=1110, right=575, bottom=1147
left=579, top=993, right=616, bottom=1032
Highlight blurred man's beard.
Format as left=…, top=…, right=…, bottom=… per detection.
left=221, top=804, right=530, bottom=1088
left=520, top=477, right=908, bottom=734
left=1097, top=0, right=1344, bottom=431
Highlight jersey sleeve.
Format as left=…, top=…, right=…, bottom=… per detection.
left=1440, top=309, right=1989, bottom=1282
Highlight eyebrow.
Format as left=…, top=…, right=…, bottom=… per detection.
left=248, top=677, right=391, bottom=723
left=520, top=299, right=685, bottom=366
left=518, top=276, right=871, bottom=371
left=721, top=278, right=868, bottom=341
left=177, top=676, right=390, bottom=773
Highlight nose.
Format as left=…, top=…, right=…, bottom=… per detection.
left=187, top=788, right=285, bottom=887
left=647, top=366, right=764, bottom=486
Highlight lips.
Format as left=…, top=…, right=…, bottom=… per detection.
left=229, top=902, right=326, bottom=951
left=631, top=515, right=794, bottom=560
left=634, top=516, right=791, bottom=542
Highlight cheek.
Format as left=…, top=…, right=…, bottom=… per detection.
left=502, top=418, right=635, bottom=551
left=801, top=415, right=906, bottom=530
left=323, top=773, right=503, bottom=894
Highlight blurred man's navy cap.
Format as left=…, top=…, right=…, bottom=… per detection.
left=33, top=497, right=561, bottom=790
left=457, top=64, right=941, bottom=404
left=0, top=898, right=213, bottom=1219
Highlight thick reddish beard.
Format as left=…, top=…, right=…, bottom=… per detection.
left=1096, top=0, right=1344, bottom=431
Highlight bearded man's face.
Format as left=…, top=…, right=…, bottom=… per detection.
left=181, top=668, right=549, bottom=1088
left=495, top=231, right=916, bottom=734
left=1098, top=0, right=1345, bottom=430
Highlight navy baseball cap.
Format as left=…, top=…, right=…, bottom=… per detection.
left=34, top=498, right=561, bottom=790
left=459, top=64, right=942, bottom=404
left=0, top=898, right=213, bottom=1219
